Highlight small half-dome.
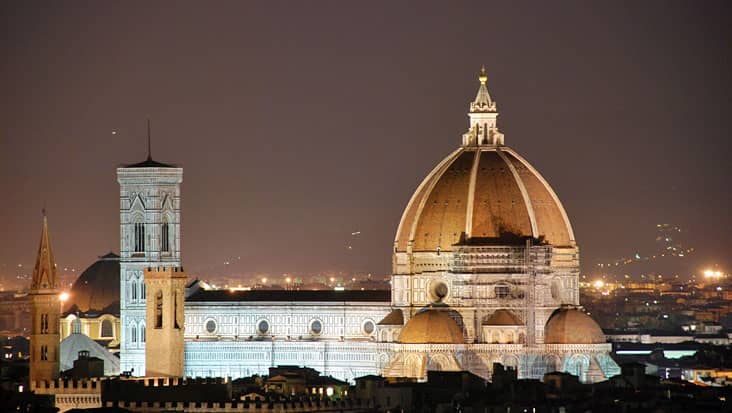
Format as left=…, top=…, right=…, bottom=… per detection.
left=398, top=311, right=464, bottom=344
left=544, top=308, right=605, bottom=344
left=64, top=253, right=120, bottom=314
left=483, top=309, right=523, bottom=326
left=378, top=309, right=404, bottom=325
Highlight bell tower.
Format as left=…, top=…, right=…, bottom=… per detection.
left=144, top=266, right=186, bottom=377
left=117, top=125, right=183, bottom=375
left=29, top=212, right=60, bottom=384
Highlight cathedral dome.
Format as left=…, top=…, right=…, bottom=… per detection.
left=398, top=311, right=465, bottom=344
left=483, top=309, right=523, bottom=326
left=394, top=70, right=575, bottom=255
left=394, top=147, right=575, bottom=252
left=64, top=253, right=120, bottom=314
left=544, top=308, right=606, bottom=344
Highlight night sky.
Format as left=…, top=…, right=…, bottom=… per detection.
left=2, top=1, right=731, bottom=281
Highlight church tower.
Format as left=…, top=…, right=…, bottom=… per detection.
left=117, top=129, right=183, bottom=376
left=29, top=213, right=60, bottom=384
left=144, top=266, right=186, bottom=377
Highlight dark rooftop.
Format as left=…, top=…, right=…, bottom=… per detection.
left=187, top=289, right=391, bottom=303
left=123, top=157, right=177, bottom=168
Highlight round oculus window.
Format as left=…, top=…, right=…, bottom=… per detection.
left=429, top=281, right=449, bottom=302
left=363, top=320, right=375, bottom=335
left=310, top=319, right=322, bottom=335
left=257, top=320, right=269, bottom=335
left=205, top=319, right=217, bottom=334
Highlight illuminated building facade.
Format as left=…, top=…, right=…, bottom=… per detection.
left=113, top=70, right=619, bottom=383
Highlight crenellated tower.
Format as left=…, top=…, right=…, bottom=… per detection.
left=144, top=266, right=187, bottom=377
left=29, top=212, right=61, bottom=384
left=117, top=130, right=183, bottom=376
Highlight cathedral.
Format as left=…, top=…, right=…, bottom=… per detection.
left=32, top=69, right=620, bottom=386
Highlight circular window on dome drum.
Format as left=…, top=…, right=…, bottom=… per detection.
left=428, top=280, right=449, bottom=303
left=309, top=319, right=323, bottom=335
left=362, top=320, right=375, bottom=335
left=257, top=319, right=269, bottom=335
left=205, top=319, right=217, bottom=334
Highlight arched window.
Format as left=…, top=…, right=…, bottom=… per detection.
left=547, top=355, right=562, bottom=373
left=40, top=345, right=48, bottom=361
left=161, top=222, right=170, bottom=252
left=140, top=322, right=146, bottom=343
left=131, top=281, right=138, bottom=301
left=140, top=281, right=146, bottom=301
left=40, top=314, right=49, bottom=334
left=155, top=291, right=163, bottom=328
left=173, top=292, right=180, bottom=329
left=101, top=319, right=113, bottom=338
left=134, top=223, right=145, bottom=252
left=406, top=355, right=421, bottom=378
left=72, top=318, right=82, bottom=334
left=131, top=324, right=137, bottom=343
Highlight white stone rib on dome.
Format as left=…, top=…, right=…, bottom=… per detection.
left=503, top=147, right=576, bottom=244
left=393, top=147, right=463, bottom=251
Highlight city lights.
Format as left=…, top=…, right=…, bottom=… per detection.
left=703, top=269, right=724, bottom=279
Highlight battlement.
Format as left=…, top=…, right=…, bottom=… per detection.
left=123, top=376, right=229, bottom=387
left=103, top=398, right=364, bottom=412
left=31, top=378, right=103, bottom=393
left=30, top=376, right=229, bottom=392
left=144, top=266, right=187, bottom=279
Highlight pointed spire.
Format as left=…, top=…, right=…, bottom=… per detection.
left=470, top=66, right=496, bottom=113
left=147, top=118, right=152, bottom=161
left=31, top=210, right=58, bottom=292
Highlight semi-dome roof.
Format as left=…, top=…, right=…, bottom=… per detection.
left=60, top=333, right=120, bottom=376
left=483, top=309, right=523, bottom=326
left=64, top=253, right=120, bottom=314
left=544, top=308, right=606, bottom=344
left=398, top=310, right=464, bottom=344
left=394, top=70, right=575, bottom=253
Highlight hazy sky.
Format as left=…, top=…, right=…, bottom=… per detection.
left=2, top=1, right=731, bottom=280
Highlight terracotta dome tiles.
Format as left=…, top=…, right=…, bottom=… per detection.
left=395, top=147, right=575, bottom=253
left=398, top=310, right=465, bottom=344
left=471, top=151, right=532, bottom=238
left=413, top=151, right=474, bottom=251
